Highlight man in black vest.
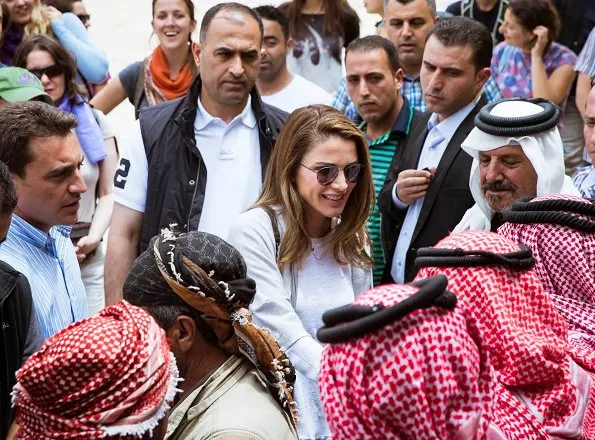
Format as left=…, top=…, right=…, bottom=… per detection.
left=378, top=17, right=493, bottom=283
left=0, top=161, right=42, bottom=439
left=106, top=3, right=287, bottom=304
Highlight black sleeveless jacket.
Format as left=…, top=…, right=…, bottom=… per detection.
left=0, top=261, right=34, bottom=439
left=136, top=76, right=287, bottom=252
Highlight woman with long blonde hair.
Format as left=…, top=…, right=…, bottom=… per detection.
left=228, top=105, right=374, bottom=440
left=0, top=0, right=107, bottom=88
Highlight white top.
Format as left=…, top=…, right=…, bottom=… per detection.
left=78, top=109, right=115, bottom=224
left=228, top=207, right=372, bottom=440
left=260, top=74, right=333, bottom=113
left=113, top=97, right=262, bottom=240
left=391, top=98, right=478, bottom=283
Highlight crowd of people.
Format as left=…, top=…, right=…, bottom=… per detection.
left=0, top=0, right=593, bottom=439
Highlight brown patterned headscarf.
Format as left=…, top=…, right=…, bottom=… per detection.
left=123, top=228, right=298, bottom=426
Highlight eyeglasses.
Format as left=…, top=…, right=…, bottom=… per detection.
left=76, top=14, right=91, bottom=24
left=300, top=163, right=363, bottom=186
left=28, top=64, right=63, bottom=80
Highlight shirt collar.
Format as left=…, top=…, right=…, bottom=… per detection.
left=195, top=95, right=256, bottom=131
left=403, top=75, right=420, bottom=83
left=427, top=95, right=480, bottom=145
left=10, top=215, right=71, bottom=255
left=360, top=97, right=413, bottom=143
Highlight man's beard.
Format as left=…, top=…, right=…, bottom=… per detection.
left=481, top=181, right=517, bottom=211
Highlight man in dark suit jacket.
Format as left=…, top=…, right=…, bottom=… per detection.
left=379, top=17, right=494, bottom=283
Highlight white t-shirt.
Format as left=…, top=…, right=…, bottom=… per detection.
left=260, top=74, right=332, bottom=113
left=113, top=96, right=262, bottom=240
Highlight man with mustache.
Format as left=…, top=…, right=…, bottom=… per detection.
left=378, top=17, right=492, bottom=283
left=0, top=102, right=88, bottom=339
left=454, top=97, right=581, bottom=232
left=345, top=35, right=420, bottom=284
left=106, top=3, right=287, bottom=304
left=254, top=5, right=331, bottom=113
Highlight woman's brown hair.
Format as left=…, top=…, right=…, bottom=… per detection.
left=283, top=0, right=359, bottom=39
left=508, top=0, right=561, bottom=48
left=13, top=34, right=82, bottom=104
left=254, top=105, right=375, bottom=270
left=151, top=0, right=197, bottom=76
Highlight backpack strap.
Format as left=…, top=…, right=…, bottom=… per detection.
left=132, top=58, right=148, bottom=119
left=260, top=206, right=299, bottom=308
left=261, top=205, right=281, bottom=261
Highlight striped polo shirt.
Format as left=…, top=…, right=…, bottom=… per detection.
left=361, top=99, right=414, bottom=285
left=0, top=215, right=88, bottom=339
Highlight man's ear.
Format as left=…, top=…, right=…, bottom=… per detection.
left=477, top=67, right=491, bottom=87
left=191, top=42, right=201, bottom=69
left=168, top=315, right=197, bottom=353
left=286, top=37, right=293, bottom=52
left=394, top=67, right=404, bottom=91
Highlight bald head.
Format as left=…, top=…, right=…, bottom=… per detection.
left=199, top=2, right=263, bottom=44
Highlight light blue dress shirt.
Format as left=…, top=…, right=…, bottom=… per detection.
left=0, top=215, right=88, bottom=339
left=390, top=98, right=479, bottom=282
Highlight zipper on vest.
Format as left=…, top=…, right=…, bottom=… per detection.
left=186, top=156, right=201, bottom=232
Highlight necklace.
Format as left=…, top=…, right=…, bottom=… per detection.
left=311, top=240, right=325, bottom=261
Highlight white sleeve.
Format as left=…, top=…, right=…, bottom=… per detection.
left=228, top=208, right=322, bottom=383
left=112, top=120, right=148, bottom=213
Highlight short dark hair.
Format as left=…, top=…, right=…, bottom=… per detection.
left=346, top=35, right=400, bottom=72
left=426, top=16, right=492, bottom=71
left=0, top=102, right=77, bottom=177
left=199, top=2, right=263, bottom=44
left=386, top=0, right=437, bottom=15
left=0, top=161, right=17, bottom=216
left=509, top=0, right=560, bottom=45
left=254, top=5, right=289, bottom=41
left=43, top=0, right=75, bottom=12
left=13, top=35, right=82, bottom=105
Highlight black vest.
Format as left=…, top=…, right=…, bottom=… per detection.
left=137, top=76, right=287, bottom=252
left=1, top=262, right=33, bottom=439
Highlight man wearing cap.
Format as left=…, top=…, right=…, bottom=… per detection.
left=0, top=67, right=53, bottom=106
left=454, top=97, right=581, bottom=232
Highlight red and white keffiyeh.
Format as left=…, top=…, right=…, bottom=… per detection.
left=415, top=230, right=595, bottom=439
left=12, top=300, right=180, bottom=440
left=319, top=283, right=548, bottom=440
left=499, top=194, right=595, bottom=356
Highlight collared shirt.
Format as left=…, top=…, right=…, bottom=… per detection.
left=360, top=98, right=414, bottom=285
left=194, top=95, right=261, bottom=240
left=0, top=215, right=88, bottom=339
left=390, top=98, right=479, bottom=283
left=573, top=165, right=595, bottom=198
left=113, top=95, right=262, bottom=241
left=333, top=75, right=501, bottom=121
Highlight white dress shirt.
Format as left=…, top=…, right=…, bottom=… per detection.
left=390, top=98, right=478, bottom=282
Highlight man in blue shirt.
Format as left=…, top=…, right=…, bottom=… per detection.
left=0, top=102, right=88, bottom=339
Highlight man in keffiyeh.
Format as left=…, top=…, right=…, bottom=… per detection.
left=123, top=229, right=298, bottom=440
left=453, top=98, right=581, bottom=232
left=499, top=194, right=595, bottom=354
left=318, top=281, right=550, bottom=440
left=415, top=230, right=595, bottom=438
left=11, top=300, right=180, bottom=440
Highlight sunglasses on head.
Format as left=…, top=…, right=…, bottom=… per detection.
left=76, top=14, right=91, bottom=23
left=300, top=163, right=363, bottom=186
left=28, top=64, right=63, bottom=80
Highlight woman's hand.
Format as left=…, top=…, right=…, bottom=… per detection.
left=75, top=236, right=100, bottom=263
left=531, top=25, right=549, bottom=58
left=45, top=5, right=63, bottom=22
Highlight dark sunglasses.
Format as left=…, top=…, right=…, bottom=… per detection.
left=300, top=163, right=363, bottom=186
left=28, top=64, right=63, bottom=80
left=76, top=14, right=91, bottom=23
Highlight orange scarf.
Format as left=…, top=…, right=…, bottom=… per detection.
left=145, top=45, right=192, bottom=105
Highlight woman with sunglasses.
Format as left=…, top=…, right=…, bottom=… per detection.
left=90, top=0, right=197, bottom=119
left=0, top=0, right=108, bottom=90
left=228, top=105, right=374, bottom=440
left=13, top=35, right=118, bottom=315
